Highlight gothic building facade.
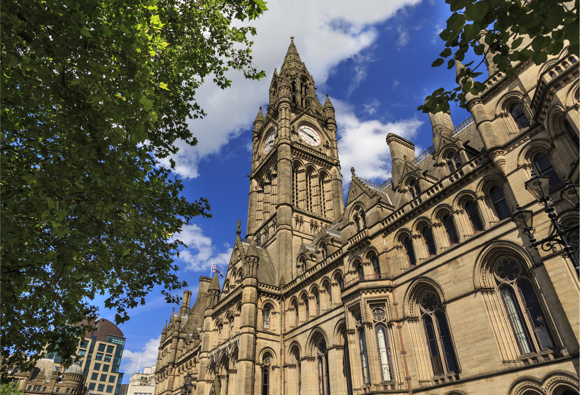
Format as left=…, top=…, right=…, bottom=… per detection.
left=154, top=38, right=579, bottom=395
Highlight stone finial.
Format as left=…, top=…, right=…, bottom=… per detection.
left=236, top=219, right=241, bottom=237
left=351, top=167, right=355, bottom=175
left=291, top=36, right=294, bottom=41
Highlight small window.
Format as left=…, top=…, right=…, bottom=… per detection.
left=408, top=179, right=421, bottom=199
left=371, top=254, right=380, bottom=275
left=446, top=151, right=461, bottom=173
left=108, top=376, right=116, bottom=383
left=56, top=388, right=61, bottom=393
left=106, top=386, right=114, bottom=393
left=43, top=387, right=47, bottom=392
left=88, top=383, right=96, bottom=391
left=27, top=386, right=32, bottom=391
left=422, top=227, right=437, bottom=256
left=104, top=355, right=111, bottom=363
left=106, top=345, right=114, bottom=354
left=98, top=384, right=105, bottom=392
left=534, top=153, right=562, bottom=190
left=357, top=262, right=364, bottom=277
left=443, top=215, right=459, bottom=245
left=102, top=365, right=109, bottom=373
left=490, top=186, right=510, bottom=220
left=66, top=389, right=70, bottom=394
left=79, top=350, right=86, bottom=357
left=98, top=344, right=106, bottom=352
left=263, top=306, right=271, bottom=329
left=510, top=104, right=530, bottom=130
left=80, top=340, right=89, bottom=349
left=92, top=373, right=99, bottom=380
left=100, top=374, right=107, bottom=382
left=465, top=201, right=484, bottom=232
left=94, top=363, right=101, bottom=371
left=403, top=237, right=416, bottom=266
left=96, top=353, right=103, bottom=361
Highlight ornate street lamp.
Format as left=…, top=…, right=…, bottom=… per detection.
left=512, top=171, right=579, bottom=277
left=181, top=373, right=194, bottom=395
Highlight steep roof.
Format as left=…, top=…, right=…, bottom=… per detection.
left=280, top=37, right=304, bottom=76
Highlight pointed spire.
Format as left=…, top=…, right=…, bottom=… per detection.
left=209, top=272, right=220, bottom=292
left=324, top=93, right=334, bottom=108
left=162, top=321, right=167, bottom=333
left=236, top=218, right=241, bottom=237
left=280, top=36, right=303, bottom=74
left=254, top=107, right=264, bottom=122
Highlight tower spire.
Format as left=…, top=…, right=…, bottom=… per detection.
left=280, top=36, right=303, bottom=75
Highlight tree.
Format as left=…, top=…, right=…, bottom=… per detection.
left=420, top=0, right=578, bottom=114
left=1, top=0, right=267, bottom=375
left=0, top=383, right=23, bottom=395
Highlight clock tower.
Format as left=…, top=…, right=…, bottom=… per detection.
left=247, top=37, right=344, bottom=283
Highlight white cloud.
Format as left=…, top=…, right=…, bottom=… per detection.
left=122, top=336, right=160, bottom=375
left=393, top=79, right=400, bottom=88
left=432, top=23, right=445, bottom=45
left=334, top=99, right=423, bottom=189
left=346, top=52, right=376, bottom=97
left=396, top=27, right=410, bottom=49
left=161, top=0, right=423, bottom=179
left=362, top=99, right=380, bottom=116
left=174, top=224, right=233, bottom=272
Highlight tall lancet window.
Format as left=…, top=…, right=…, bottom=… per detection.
left=293, top=164, right=300, bottom=208
left=319, top=173, right=327, bottom=217
left=316, top=338, right=331, bottom=395
left=263, top=305, right=271, bottom=329
left=261, top=353, right=272, bottom=395
left=374, top=308, right=393, bottom=382
left=306, top=168, right=313, bottom=212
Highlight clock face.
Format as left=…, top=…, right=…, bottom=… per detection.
left=298, top=125, right=321, bottom=146
left=263, top=129, right=276, bottom=155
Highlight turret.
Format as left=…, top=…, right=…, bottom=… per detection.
left=208, top=273, right=220, bottom=307
left=478, top=30, right=499, bottom=76
left=253, top=107, right=264, bottom=133
left=324, top=94, right=335, bottom=122
left=386, top=133, right=415, bottom=187
left=429, top=110, right=455, bottom=154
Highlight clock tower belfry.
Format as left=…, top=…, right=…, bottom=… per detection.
left=247, top=37, right=344, bottom=283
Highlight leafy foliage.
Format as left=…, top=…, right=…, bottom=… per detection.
left=0, top=383, right=23, bottom=395
left=1, top=0, right=267, bottom=375
left=420, top=0, right=578, bottom=113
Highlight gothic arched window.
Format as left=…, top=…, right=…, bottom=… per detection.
left=420, top=292, right=459, bottom=376
left=302, top=294, right=309, bottom=320
left=263, top=305, right=271, bottom=329
left=443, top=214, right=459, bottom=245
left=534, top=153, right=562, bottom=190
left=358, top=328, right=370, bottom=385
left=316, top=338, right=331, bottom=395
left=324, top=281, right=332, bottom=308
left=320, top=242, right=328, bottom=260
left=408, top=179, right=421, bottom=199
left=490, top=186, right=510, bottom=220
left=375, top=324, right=393, bottom=382
left=370, top=253, right=380, bottom=276
left=356, top=261, right=364, bottom=278
left=446, top=151, right=461, bottom=173
left=313, top=289, right=320, bottom=316
left=495, top=257, right=555, bottom=354
left=292, top=300, right=299, bottom=327
left=319, top=173, right=327, bottom=217
left=465, top=201, right=484, bottom=233
left=422, top=227, right=437, bottom=256
left=402, top=237, right=416, bottom=266
left=261, top=353, right=272, bottom=395
left=510, top=104, right=530, bottom=130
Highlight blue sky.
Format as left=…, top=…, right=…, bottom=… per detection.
left=94, top=0, right=481, bottom=380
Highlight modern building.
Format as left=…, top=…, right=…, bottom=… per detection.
left=124, top=366, right=156, bottom=395
left=154, top=38, right=579, bottom=395
left=46, top=319, right=126, bottom=395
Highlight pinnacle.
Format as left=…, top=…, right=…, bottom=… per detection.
left=254, top=106, right=264, bottom=122
left=324, top=93, right=334, bottom=108
left=209, top=272, right=220, bottom=291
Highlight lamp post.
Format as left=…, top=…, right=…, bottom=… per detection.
left=181, top=373, right=194, bottom=395
left=512, top=171, right=579, bottom=277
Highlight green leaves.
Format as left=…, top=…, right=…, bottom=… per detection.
left=2, top=0, right=266, bottom=377
left=422, top=0, right=578, bottom=114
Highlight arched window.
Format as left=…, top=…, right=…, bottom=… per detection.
left=446, top=151, right=461, bottom=173
left=313, top=289, right=320, bottom=316
left=370, top=254, right=380, bottom=276
left=324, top=281, right=332, bottom=308
left=422, top=227, right=437, bottom=256
left=360, top=209, right=366, bottom=229
left=263, top=305, right=271, bottom=329
left=316, top=338, right=331, bottom=395
left=261, top=353, right=272, bottom=395
left=408, top=179, right=421, bottom=199
left=465, top=201, right=484, bottom=232
left=510, top=104, right=530, bottom=130
left=299, top=257, right=306, bottom=275
left=358, top=328, right=370, bottom=385
left=534, top=153, right=562, bottom=190
left=420, top=292, right=459, bottom=376
left=336, top=274, right=344, bottom=290
left=320, top=243, right=328, bottom=260
left=375, top=325, right=393, bottom=382
left=443, top=214, right=459, bottom=245
left=319, top=173, right=327, bottom=217
left=354, top=214, right=360, bottom=232
left=495, top=257, right=555, bottom=354
left=356, top=261, right=364, bottom=278
left=293, top=300, right=299, bottom=327
left=302, top=295, right=309, bottom=320
left=403, top=237, right=416, bottom=266
left=490, top=186, right=510, bottom=220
